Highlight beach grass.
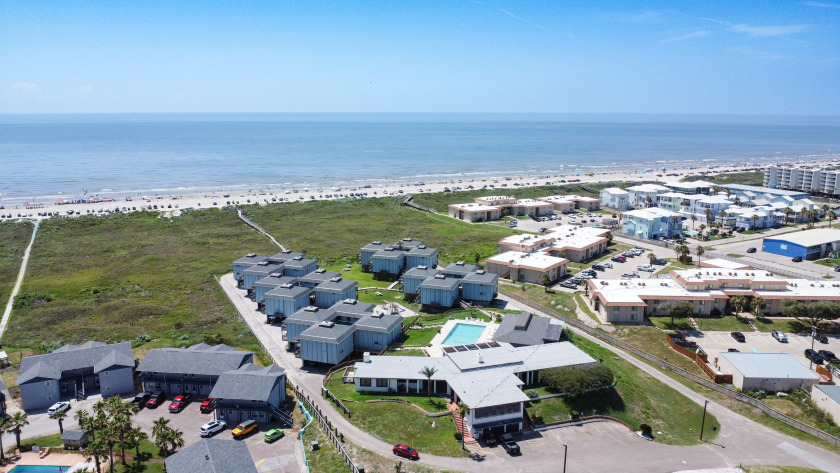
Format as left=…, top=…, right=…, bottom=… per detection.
left=2, top=209, right=277, bottom=355
left=0, top=220, right=34, bottom=309
left=681, top=171, right=765, bottom=186
left=409, top=184, right=608, bottom=213
left=242, top=197, right=516, bottom=265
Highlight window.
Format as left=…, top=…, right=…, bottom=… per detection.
left=376, top=379, right=388, bottom=387
left=47, top=395, right=53, bottom=400
left=631, top=306, right=637, bottom=311
left=106, top=386, right=111, bottom=391
left=46, top=380, right=51, bottom=386
left=699, top=301, right=705, bottom=305
left=613, top=307, right=620, bottom=312
left=103, top=371, right=109, bottom=376
left=359, top=378, right=372, bottom=387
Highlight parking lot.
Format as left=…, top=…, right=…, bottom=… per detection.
left=133, top=397, right=299, bottom=473
left=704, top=234, right=839, bottom=279
left=686, top=330, right=840, bottom=372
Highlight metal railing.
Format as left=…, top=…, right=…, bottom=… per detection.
left=293, top=384, right=362, bottom=473
left=498, top=288, right=840, bottom=447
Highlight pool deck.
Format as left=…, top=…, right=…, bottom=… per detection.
left=3, top=451, right=96, bottom=473
left=426, top=319, right=498, bottom=357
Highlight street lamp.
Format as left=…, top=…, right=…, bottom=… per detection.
left=562, top=443, right=568, bottom=473
left=699, top=400, right=709, bottom=441
left=810, top=326, right=817, bottom=370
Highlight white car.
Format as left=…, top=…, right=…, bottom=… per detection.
left=772, top=330, right=788, bottom=343
left=637, top=265, right=655, bottom=272
left=200, top=420, right=227, bottom=437
left=48, top=401, right=71, bottom=417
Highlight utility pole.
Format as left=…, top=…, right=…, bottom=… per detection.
left=810, top=326, right=817, bottom=370
left=562, top=443, right=568, bottom=473
left=699, top=400, right=709, bottom=441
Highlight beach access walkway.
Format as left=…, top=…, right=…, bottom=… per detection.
left=0, top=219, right=39, bottom=341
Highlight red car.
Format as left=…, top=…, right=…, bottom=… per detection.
left=200, top=397, right=216, bottom=414
left=168, top=394, right=192, bottom=413
left=393, top=444, right=419, bottom=460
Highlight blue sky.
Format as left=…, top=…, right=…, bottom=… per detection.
left=1, top=0, right=838, bottom=114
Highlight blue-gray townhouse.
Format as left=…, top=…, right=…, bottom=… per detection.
left=282, top=256, right=319, bottom=277
left=241, top=261, right=286, bottom=292
left=297, top=269, right=342, bottom=288
left=232, top=254, right=269, bottom=282
left=353, top=312, right=403, bottom=352
left=252, top=275, right=299, bottom=308
left=440, top=261, right=480, bottom=279
left=401, top=266, right=441, bottom=300
left=406, top=245, right=439, bottom=269
left=371, top=247, right=406, bottom=279
left=313, top=277, right=358, bottom=308
left=461, top=270, right=499, bottom=303
left=264, top=284, right=312, bottom=319
left=418, top=275, right=461, bottom=308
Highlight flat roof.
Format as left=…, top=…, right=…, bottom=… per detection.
left=627, top=184, right=669, bottom=192
left=765, top=228, right=840, bottom=247
left=487, top=251, right=568, bottom=271
left=720, top=352, right=819, bottom=381
left=418, top=276, right=461, bottom=291
left=722, top=183, right=809, bottom=196
left=623, top=207, right=682, bottom=219
left=601, top=187, right=628, bottom=195
left=449, top=203, right=502, bottom=211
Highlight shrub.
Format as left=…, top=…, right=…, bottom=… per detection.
left=639, top=423, right=653, bottom=436
left=539, top=364, right=614, bottom=398
left=710, top=308, right=722, bottom=317
left=13, top=292, right=52, bottom=309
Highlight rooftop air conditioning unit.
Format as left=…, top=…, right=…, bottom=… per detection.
left=269, top=273, right=282, bottom=278
left=281, top=249, right=292, bottom=254
left=319, top=321, right=335, bottom=328
left=384, top=247, right=394, bottom=251
left=257, top=261, right=269, bottom=266
left=403, top=238, right=413, bottom=242
left=279, top=283, right=293, bottom=289
left=315, top=268, right=326, bottom=273
left=293, top=255, right=303, bottom=260
left=373, top=241, right=381, bottom=245
left=304, top=306, right=318, bottom=312
left=476, top=269, right=485, bottom=274
left=343, top=299, right=357, bottom=304
left=246, top=253, right=256, bottom=257
left=418, top=244, right=426, bottom=249
left=329, top=276, right=342, bottom=283
left=418, top=265, right=428, bottom=270
left=434, top=274, right=446, bottom=279
left=456, top=261, right=465, bottom=265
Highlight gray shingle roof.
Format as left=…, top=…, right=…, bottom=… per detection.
left=242, top=262, right=286, bottom=277
left=492, top=312, right=562, bottom=346
left=264, top=284, right=312, bottom=300
left=372, top=249, right=404, bottom=260
left=253, top=275, right=298, bottom=289
left=462, top=271, right=499, bottom=285
left=407, top=246, right=438, bottom=257
left=60, top=430, right=88, bottom=442
left=314, top=278, right=358, bottom=294
left=297, top=321, right=355, bottom=343
left=283, top=258, right=318, bottom=270
left=137, top=344, right=253, bottom=377
left=361, top=241, right=385, bottom=252
left=297, top=270, right=342, bottom=286
left=418, top=276, right=461, bottom=291
left=441, top=262, right=479, bottom=278
left=354, top=313, right=402, bottom=333
left=232, top=254, right=269, bottom=266
left=269, top=250, right=307, bottom=262
left=285, top=306, right=334, bottom=326
left=209, top=364, right=285, bottom=403
left=403, top=266, right=441, bottom=280
left=164, top=438, right=258, bottom=473
left=17, top=341, right=134, bottom=385
left=396, top=238, right=424, bottom=249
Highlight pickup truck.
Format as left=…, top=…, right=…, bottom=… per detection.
left=500, top=433, right=520, bottom=455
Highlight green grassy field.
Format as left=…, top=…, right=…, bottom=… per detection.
left=525, top=336, right=720, bottom=445
left=693, top=315, right=753, bottom=332
left=611, top=325, right=706, bottom=376
left=0, top=220, right=33, bottom=308
left=2, top=210, right=277, bottom=356
left=648, top=316, right=694, bottom=331
left=815, top=258, right=840, bottom=268
left=242, top=197, right=516, bottom=265
left=682, top=171, right=765, bottom=186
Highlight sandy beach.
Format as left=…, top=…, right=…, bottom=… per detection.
left=0, top=160, right=830, bottom=221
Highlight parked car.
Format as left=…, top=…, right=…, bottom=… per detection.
left=611, top=256, right=626, bottom=262
left=805, top=349, right=825, bottom=365
left=731, top=332, right=746, bottom=343
left=592, top=264, right=606, bottom=271
left=168, top=394, right=193, bottom=413
left=746, top=247, right=757, bottom=253
left=131, top=392, right=152, bottom=408
left=637, top=264, right=655, bottom=272
left=393, top=444, right=419, bottom=460
left=602, top=262, right=613, bottom=269
left=728, top=348, right=740, bottom=352
left=559, top=280, right=579, bottom=289
left=232, top=419, right=258, bottom=439
left=200, top=420, right=227, bottom=437
left=500, top=433, right=521, bottom=455
left=622, top=273, right=640, bottom=278
left=792, top=256, right=803, bottom=262
left=818, top=350, right=840, bottom=364
left=200, top=397, right=216, bottom=414
left=652, top=258, right=667, bottom=265
left=264, top=428, right=285, bottom=443
left=772, top=330, right=788, bottom=343
left=814, top=333, right=829, bottom=344
left=146, top=391, right=166, bottom=408
left=835, top=265, right=840, bottom=272
left=48, top=401, right=71, bottom=417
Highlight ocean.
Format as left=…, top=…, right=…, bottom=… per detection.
left=2, top=113, right=839, bottom=204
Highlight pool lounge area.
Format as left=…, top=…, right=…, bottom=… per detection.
left=427, top=319, right=498, bottom=357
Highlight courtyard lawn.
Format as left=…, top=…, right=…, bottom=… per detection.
left=648, top=316, right=694, bottom=331
left=323, top=377, right=468, bottom=457
left=693, top=315, right=753, bottom=332
left=322, top=262, right=393, bottom=288
left=752, top=317, right=801, bottom=333
left=611, top=325, right=706, bottom=376
left=386, top=349, right=426, bottom=357
left=499, top=281, right=577, bottom=315
left=575, top=294, right=601, bottom=323
left=398, top=326, right=440, bottom=347
left=526, top=336, right=720, bottom=445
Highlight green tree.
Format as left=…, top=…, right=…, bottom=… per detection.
left=783, top=207, right=794, bottom=225
left=751, top=296, right=766, bottom=317
left=82, top=437, right=108, bottom=473
left=704, top=208, right=713, bottom=224
left=6, top=412, right=29, bottom=450
left=828, top=210, right=836, bottom=228
left=419, top=366, right=438, bottom=401
left=695, top=245, right=705, bottom=266
left=456, top=403, right=470, bottom=450
left=0, top=416, right=8, bottom=462
left=125, top=427, right=148, bottom=459
left=730, top=295, right=748, bottom=315
left=541, top=273, right=551, bottom=291
left=648, top=252, right=657, bottom=265
left=751, top=214, right=760, bottom=230
left=669, top=301, right=695, bottom=326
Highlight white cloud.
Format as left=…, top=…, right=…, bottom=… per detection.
left=801, top=1, right=840, bottom=9
left=13, top=82, right=40, bottom=94
left=730, top=24, right=807, bottom=37
left=662, top=30, right=710, bottom=43
left=80, top=85, right=93, bottom=94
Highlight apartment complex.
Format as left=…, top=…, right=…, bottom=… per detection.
left=764, top=165, right=840, bottom=196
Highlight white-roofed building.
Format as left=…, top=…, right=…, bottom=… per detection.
left=353, top=341, right=597, bottom=439
left=448, top=202, right=503, bottom=222
left=620, top=207, right=683, bottom=239
left=698, top=258, right=753, bottom=270
left=586, top=268, right=840, bottom=323
left=508, top=199, right=555, bottom=217
left=626, top=184, right=670, bottom=208
left=535, top=195, right=577, bottom=213
left=718, top=352, right=819, bottom=392
left=663, top=180, right=717, bottom=195
left=543, top=225, right=610, bottom=262
left=600, top=187, right=630, bottom=210
left=475, top=195, right=518, bottom=206
left=486, top=251, right=568, bottom=284
left=498, top=233, right=555, bottom=253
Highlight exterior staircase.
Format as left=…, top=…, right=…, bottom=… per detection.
left=448, top=402, right=476, bottom=444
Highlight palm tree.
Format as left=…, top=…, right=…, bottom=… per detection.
left=695, top=245, right=705, bottom=266
left=828, top=210, right=837, bottom=228
left=76, top=410, right=95, bottom=440
left=0, top=416, right=8, bottom=462
left=54, top=409, right=67, bottom=434
left=704, top=208, right=713, bottom=224
left=152, top=417, right=170, bottom=441
left=101, top=423, right=119, bottom=473
left=648, top=252, right=657, bottom=265
left=126, top=427, right=148, bottom=459
left=783, top=207, right=793, bottom=225
left=456, top=402, right=470, bottom=450
left=690, top=214, right=697, bottom=230
left=82, top=437, right=108, bottom=473
left=6, top=412, right=29, bottom=450
left=670, top=215, right=681, bottom=234
left=752, top=296, right=767, bottom=317
left=645, top=195, right=653, bottom=208
left=751, top=214, right=760, bottom=230
left=730, top=295, right=747, bottom=315
left=718, top=209, right=727, bottom=227
left=419, top=366, right=438, bottom=401
left=734, top=196, right=741, bottom=206
left=675, top=244, right=690, bottom=262
left=167, top=428, right=184, bottom=455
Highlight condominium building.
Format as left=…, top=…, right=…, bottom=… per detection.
left=764, top=165, right=840, bottom=196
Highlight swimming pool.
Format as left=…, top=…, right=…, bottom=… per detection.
left=9, top=467, right=73, bottom=473
left=441, top=323, right=485, bottom=346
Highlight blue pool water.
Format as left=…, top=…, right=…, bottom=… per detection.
left=9, top=467, right=73, bottom=473
left=442, top=323, right=485, bottom=346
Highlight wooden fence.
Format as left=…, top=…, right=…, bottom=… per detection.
left=665, top=336, right=733, bottom=384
